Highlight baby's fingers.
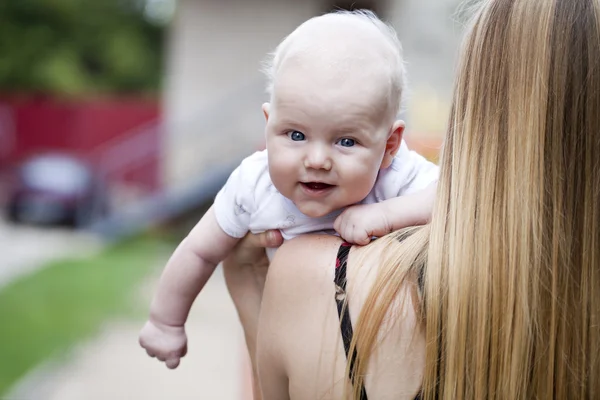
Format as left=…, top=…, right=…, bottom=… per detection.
left=165, top=343, right=187, bottom=369
left=166, top=357, right=181, bottom=369
left=333, top=214, right=344, bottom=234
left=343, top=228, right=371, bottom=246
left=139, top=336, right=156, bottom=358
left=354, top=234, right=372, bottom=246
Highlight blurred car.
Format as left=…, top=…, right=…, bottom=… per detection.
left=5, top=153, right=108, bottom=228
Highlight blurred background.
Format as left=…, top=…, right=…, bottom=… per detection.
left=0, top=0, right=463, bottom=398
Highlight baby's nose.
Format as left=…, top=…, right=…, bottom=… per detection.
left=304, top=147, right=332, bottom=170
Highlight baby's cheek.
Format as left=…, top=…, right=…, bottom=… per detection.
left=270, top=155, right=293, bottom=176
left=268, top=160, right=294, bottom=195
left=348, top=161, right=378, bottom=183
left=343, top=166, right=379, bottom=198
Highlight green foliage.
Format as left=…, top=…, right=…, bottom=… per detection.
left=0, top=236, right=168, bottom=396
left=0, top=0, right=165, bottom=96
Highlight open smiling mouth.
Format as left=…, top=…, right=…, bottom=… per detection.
left=301, top=182, right=335, bottom=192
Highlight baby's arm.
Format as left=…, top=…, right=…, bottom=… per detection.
left=334, top=181, right=437, bottom=245
left=139, top=206, right=239, bottom=368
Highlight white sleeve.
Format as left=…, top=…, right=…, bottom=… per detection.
left=395, top=141, right=439, bottom=195
left=213, top=151, right=267, bottom=238
left=374, top=140, right=439, bottom=199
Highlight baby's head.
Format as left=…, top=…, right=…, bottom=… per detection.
left=262, top=10, right=407, bottom=218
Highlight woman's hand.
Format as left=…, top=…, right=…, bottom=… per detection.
left=223, top=230, right=283, bottom=322
left=222, top=230, right=283, bottom=399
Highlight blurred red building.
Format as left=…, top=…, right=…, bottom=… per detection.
left=0, top=96, right=161, bottom=198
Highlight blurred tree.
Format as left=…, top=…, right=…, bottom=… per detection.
left=0, top=0, right=166, bottom=96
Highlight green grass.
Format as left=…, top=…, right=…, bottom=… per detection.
left=0, top=235, right=169, bottom=396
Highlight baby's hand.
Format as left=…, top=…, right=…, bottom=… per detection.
left=139, top=319, right=187, bottom=369
left=333, top=203, right=393, bottom=245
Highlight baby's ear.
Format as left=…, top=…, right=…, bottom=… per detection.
left=380, top=120, right=405, bottom=169
left=262, top=103, right=270, bottom=121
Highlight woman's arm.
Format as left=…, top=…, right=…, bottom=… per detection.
left=222, top=230, right=283, bottom=400
left=257, top=235, right=343, bottom=399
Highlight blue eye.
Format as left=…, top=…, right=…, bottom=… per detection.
left=289, top=131, right=305, bottom=141
left=338, top=138, right=355, bottom=147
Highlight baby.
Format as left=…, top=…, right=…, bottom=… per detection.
left=139, top=10, right=439, bottom=368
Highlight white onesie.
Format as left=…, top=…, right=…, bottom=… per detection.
left=214, top=140, right=439, bottom=259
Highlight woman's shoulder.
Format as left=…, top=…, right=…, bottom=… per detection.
left=267, top=234, right=343, bottom=294
left=276, top=233, right=342, bottom=257
left=262, top=233, right=426, bottom=399
left=266, top=232, right=421, bottom=298
left=265, top=233, right=411, bottom=329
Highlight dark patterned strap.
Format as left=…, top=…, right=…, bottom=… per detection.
left=334, top=242, right=368, bottom=400
left=334, top=241, right=423, bottom=400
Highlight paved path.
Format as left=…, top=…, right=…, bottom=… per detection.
left=6, top=266, right=252, bottom=400
left=0, top=218, right=103, bottom=289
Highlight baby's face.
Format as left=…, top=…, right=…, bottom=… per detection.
left=265, top=66, right=394, bottom=218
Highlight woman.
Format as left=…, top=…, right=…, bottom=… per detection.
left=224, top=0, right=600, bottom=398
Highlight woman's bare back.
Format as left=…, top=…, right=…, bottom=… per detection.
left=257, top=235, right=425, bottom=399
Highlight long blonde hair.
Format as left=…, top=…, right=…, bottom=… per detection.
left=349, top=0, right=600, bottom=398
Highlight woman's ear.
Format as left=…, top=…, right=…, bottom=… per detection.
left=380, top=120, right=405, bottom=169
left=262, top=103, right=270, bottom=121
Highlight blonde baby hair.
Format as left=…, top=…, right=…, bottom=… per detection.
left=261, top=9, right=407, bottom=118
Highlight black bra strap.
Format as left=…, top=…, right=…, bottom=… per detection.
left=334, top=241, right=423, bottom=400
left=334, top=243, right=368, bottom=400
